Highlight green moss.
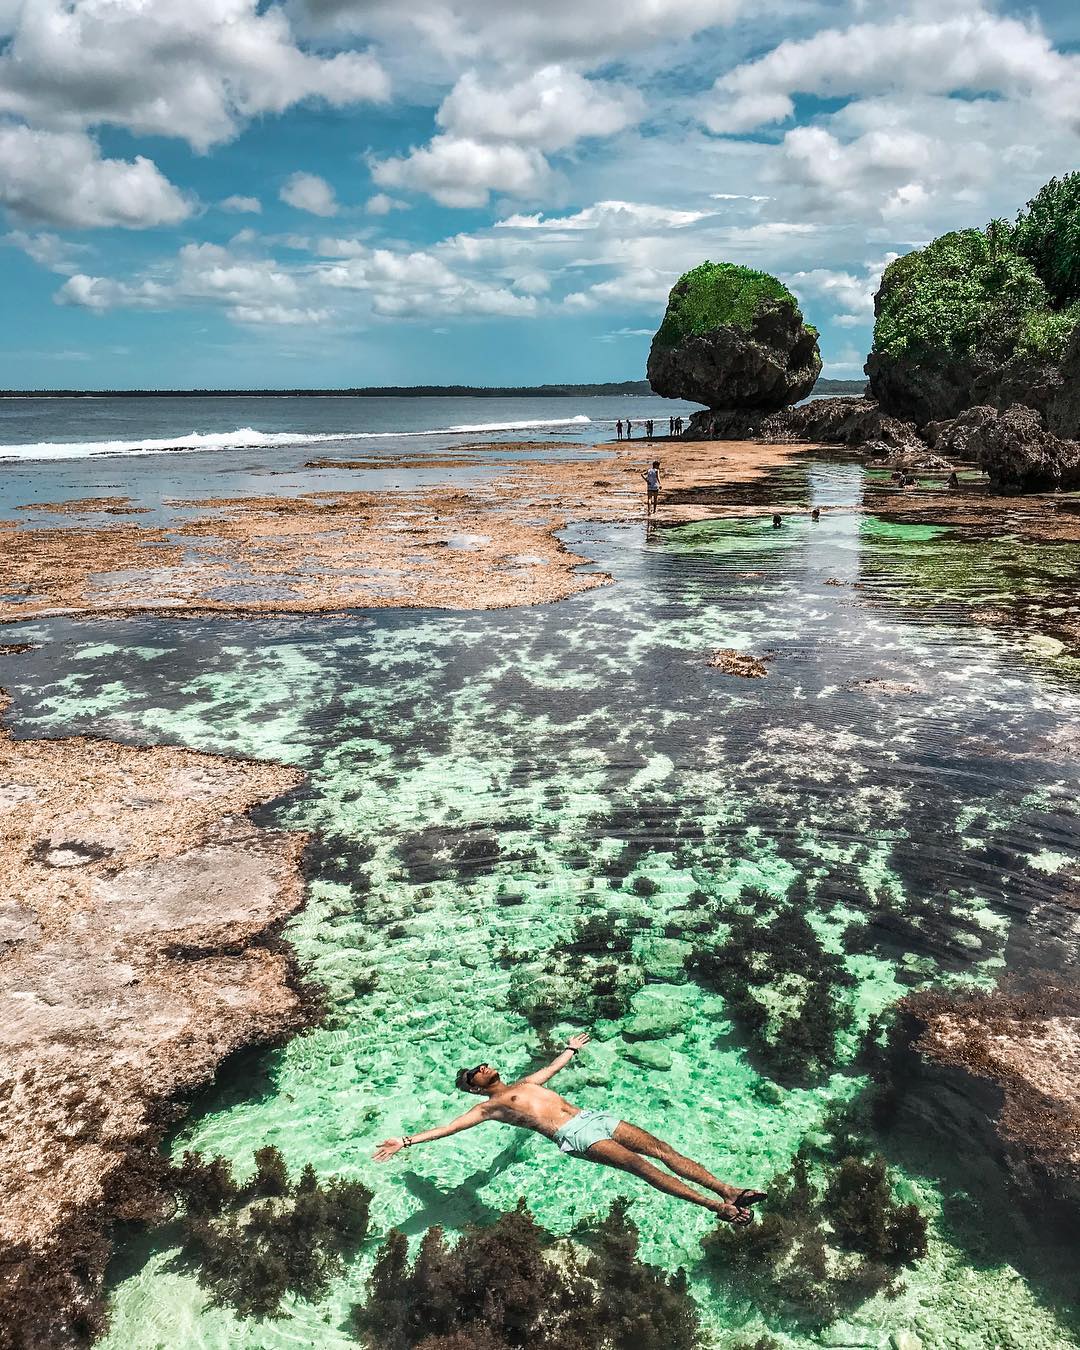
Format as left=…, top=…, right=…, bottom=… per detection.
left=653, top=261, right=811, bottom=349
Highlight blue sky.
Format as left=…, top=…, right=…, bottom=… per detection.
left=2, top=0, right=1078, bottom=388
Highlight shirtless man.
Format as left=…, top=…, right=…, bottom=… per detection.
left=373, top=1033, right=764, bottom=1223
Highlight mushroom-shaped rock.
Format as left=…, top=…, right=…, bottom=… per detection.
left=647, top=261, right=821, bottom=411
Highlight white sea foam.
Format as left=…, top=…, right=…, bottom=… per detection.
left=0, top=415, right=592, bottom=462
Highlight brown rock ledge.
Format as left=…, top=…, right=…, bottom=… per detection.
left=902, top=984, right=1080, bottom=1179
left=0, top=692, right=311, bottom=1347
left=0, top=437, right=810, bottom=624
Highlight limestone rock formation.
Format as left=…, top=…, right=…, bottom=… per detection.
left=0, top=696, right=310, bottom=1346
left=966, top=404, right=1080, bottom=492
left=867, top=177, right=1080, bottom=431
left=903, top=982, right=1080, bottom=1185
left=923, top=405, right=1000, bottom=461
left=647, top=261, right=821, bottom=411
left=1047, top=323, right=1080, bottom=438
left=683, top=396, right=919, bottom=449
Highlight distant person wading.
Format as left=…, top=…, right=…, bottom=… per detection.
left=375, top=1034, right=764, bottom=1221
left=643, top=459, right=662, bottom=515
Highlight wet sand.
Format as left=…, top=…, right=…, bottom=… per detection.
left=0, top=438, right=815, bottom=623
left=3, top=436, right=1080, bottom=628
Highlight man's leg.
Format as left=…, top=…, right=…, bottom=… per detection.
left=582, top=1139, right=748, bottom=1220
left=612, top=1122, right=749, bottom=1204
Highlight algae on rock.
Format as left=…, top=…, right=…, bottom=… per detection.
left=647, top=261, right=821, bottom=412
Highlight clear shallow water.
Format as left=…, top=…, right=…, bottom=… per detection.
left=3, top=461, right=1080, bottom=1348
left=0, top=392, right=698, bottom=530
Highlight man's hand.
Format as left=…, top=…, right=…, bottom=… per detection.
left=373, top=1137, right=405, bottom=1162
left=566, top=1032, right=591, bottom=1052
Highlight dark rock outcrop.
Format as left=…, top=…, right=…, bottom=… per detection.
left=969, top=404, right=1080, bottom=491
left=1047, top=325, right=1080, bottom=439
left=924, top=405, right=999, bottom=461
left=683, top=396, right=919, bottom=449
left=648, top=261, right=821, bottom=411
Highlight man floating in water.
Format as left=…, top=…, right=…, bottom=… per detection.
left=374, top=1033, right=764, bottom=1223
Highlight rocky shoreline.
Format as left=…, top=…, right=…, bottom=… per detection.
left=901, top=984, right=1080, bottom=1195
left=0, top=693, right=313, bottom=1346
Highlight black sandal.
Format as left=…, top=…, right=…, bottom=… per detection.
left=734, top=1188, right=767, bottom=1208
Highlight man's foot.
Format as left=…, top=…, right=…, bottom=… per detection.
left=714, top=1201, right=753, bottom=1225
left=733, top=1188, right=767, bottom=1208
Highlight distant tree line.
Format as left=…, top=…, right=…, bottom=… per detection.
left=0, top=378, right=865, bottom=399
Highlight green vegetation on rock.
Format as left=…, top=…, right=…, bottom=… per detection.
left=653, top=261, right=811, bottom=349
left=1014, top=172, right=1080, bottom=309
left=872, top=227, right=1067, bottom=364
left=870, top=175, right=1080, bottom=419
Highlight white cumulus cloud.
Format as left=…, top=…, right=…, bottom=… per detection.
left=704, top=8, right=1080, bottom=134
left=221, top=195, right=262, bottom=214
left=374, top=136, right=551, bottom=208
left=280, top=172, right=339, bottom=217
left=372, top=64, right=644, bottom=208
left=0, top=0, right=390, bottom=151
left=0, top=125, right=191, bottom=228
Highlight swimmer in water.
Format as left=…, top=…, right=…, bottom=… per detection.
left=374, top=1033, right=764, bottom=1223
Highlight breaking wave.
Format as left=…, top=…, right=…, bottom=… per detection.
left=0, top=415, right=593, bottom=462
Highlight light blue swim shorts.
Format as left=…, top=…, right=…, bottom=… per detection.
left=553, top=1109, right=620, bottom=1155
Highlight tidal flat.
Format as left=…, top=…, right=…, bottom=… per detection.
left=2, top=444, right=1080, bottom=1348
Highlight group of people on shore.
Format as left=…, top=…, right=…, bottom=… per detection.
left=615, top=416, right=684, bottom=440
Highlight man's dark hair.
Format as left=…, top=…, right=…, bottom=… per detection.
left=456, top=1067, right=478, bottom=1092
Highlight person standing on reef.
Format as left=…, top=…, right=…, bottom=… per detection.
left=374, top=1033, right=764, bottom=1223
left=669, top=416, right=675, bottom=435
left=616, top=418, right=623, bottom=441
left=626, top=419, right=634, bottom=438
left=642, top=459, right=662, bottom=515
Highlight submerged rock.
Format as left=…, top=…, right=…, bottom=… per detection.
left=708, top=648, right=769, bottom=678
left=623, top=1041, right=673, bottom=1071
left=902, top=981, right=1080, bottom=1186
left=647, top=261, right=821, bottom=411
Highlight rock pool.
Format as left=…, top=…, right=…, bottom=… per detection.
left=3, top=460, right=1078, bottom=1348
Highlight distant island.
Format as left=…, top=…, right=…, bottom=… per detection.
left=0, top=378, right=867, bottom=399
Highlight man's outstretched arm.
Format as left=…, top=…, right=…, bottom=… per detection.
left=374, top=1104, right=488, bottom=1161
left=522, top=1032, right=590, bottom=1086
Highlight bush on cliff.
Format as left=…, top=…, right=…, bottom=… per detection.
left=169, top=1147, right=372, bottom=1319
left=868, top=177, right=1080, bottom=426
left=1014, top=172, right=1080, bottom=309
left=653, top=262, right=809, bottom=349
left=872, top=227, right=1059, bottom=366
left=351, top=1199, right=702, bottom=1350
